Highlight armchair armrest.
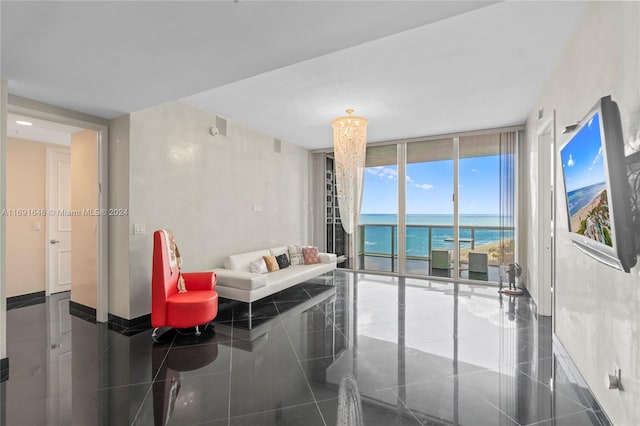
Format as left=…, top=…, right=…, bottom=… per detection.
left=319, top=253, right=337, bottom=264
left=182, top=271, right=216, bottom=291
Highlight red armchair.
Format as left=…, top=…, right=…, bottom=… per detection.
left=152, top=229, right=218, bottom=340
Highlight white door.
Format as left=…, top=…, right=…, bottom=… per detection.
left=47, top=149, right=72, bottom=294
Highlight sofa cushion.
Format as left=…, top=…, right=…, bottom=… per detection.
left=288, top=245, right=304, bottom=265
left=213, top=269, right=268, bottom=291
left=263, top=255, right=280, bottom=272
left=276, top=253, right=290, bottom=269
left=303, top=247, right=321, bottom=264
left=224, top=249, right=271, bottom=272
left=269, top=246, right=289, bottom=257
left=249, top=258, right=268, bottom=274
left=265, top=263, right=334, bottom=289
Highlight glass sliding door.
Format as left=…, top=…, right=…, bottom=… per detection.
left=359, top=145, right=398, bottom=272
left=351, top=129, right=518, bottom=281
left=458, top=134, right=516, bottom=282
left=404, top=139, right=454, bottom=277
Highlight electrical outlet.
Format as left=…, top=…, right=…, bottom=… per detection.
left=134, top=224, right=146, bottom=235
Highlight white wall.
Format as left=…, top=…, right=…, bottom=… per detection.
left=126, top=101, right=312, bottom=318
left=524, top=3, right=640, bottom=424
left=108, top=115, right=131, bottom=319
left=6, top=138, right=70, bottom=297
left=70, top=130, right=98, bottom=308
left=1, top=79, right=8, bottom=361
left=7, top=138, right=47, bottom=297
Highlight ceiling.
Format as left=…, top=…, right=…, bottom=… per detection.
left=2, top=1, right=586, bottom=149
left=6, top=113, right=85, bottom=146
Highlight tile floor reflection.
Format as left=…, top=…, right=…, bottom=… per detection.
left=1, top=272, right=610, bottom=426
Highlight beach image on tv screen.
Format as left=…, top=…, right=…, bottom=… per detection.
left=560, top=113, right=613, bottom=247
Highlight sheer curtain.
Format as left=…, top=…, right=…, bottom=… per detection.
left=499, top=131, right=517, bottom=269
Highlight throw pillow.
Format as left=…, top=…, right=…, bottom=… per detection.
left=249, top=258, right=268, bottom=274
left=302, top=247, right=321, bottom=264
left=275, top=253, right=290, bottom=269
left=263, top=255, right=280, bottom=272
left=288, top=245, right=304, bottom=265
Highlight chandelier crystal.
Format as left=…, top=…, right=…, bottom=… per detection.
left=332, top=109, right=368, bottom=234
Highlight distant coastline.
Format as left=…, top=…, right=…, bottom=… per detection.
left=568, top=188, right=612, bottom=247
left=566, top=182, right=606, bottom=216
left=570, top=189, right=605, bottom=232
left=360, top=213, right=507, bottom=227
left=359, top=214, right=514, bottom=262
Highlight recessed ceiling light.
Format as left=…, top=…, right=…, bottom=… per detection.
left=16, top=120, right=32, bottom=126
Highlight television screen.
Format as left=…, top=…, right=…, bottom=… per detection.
left=559, top=96, right=636, bottom=272
left=561, top=113, right=613, bottom=247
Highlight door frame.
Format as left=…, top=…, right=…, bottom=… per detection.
left=7, top=102, right=109, bottom=323
left=537, top=112, right=556, bottom=318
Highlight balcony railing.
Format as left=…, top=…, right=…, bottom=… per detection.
left=358, top=223, right=515, bottom=273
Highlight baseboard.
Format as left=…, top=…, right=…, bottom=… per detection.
left=553, top=334, right=612, bottom=424
left=108, top=313, right=151, bottom=336
left=1, top=357, right=8, bottom=382
left=69, top=301, right=97, bottom=323
left=7, top=291, right=46, bottom=310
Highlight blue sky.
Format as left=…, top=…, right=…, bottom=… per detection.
left=361, top=155, right=500, bottom=215
left=560, top=113, right=606, bottom=193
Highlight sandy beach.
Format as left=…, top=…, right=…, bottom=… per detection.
left=458, top=239, right=514, bottom=265
left=569, top=189, right=605, bottom=232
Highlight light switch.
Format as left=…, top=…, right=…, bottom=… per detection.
left=33, top=221, right=41, bottom=231
left=134, top=224, right=146, bottom=235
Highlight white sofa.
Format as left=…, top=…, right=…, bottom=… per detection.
left=212, top=246, right=337, bottom=312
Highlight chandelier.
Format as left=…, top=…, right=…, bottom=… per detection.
left=332, top=109, right=368, bottom=234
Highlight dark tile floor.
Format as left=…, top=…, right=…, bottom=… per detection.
left=1, top=272, right=609, bottom=426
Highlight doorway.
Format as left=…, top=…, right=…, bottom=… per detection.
left=5, top=108, right=108, bottom=322
left=46, top=148, right=72, bottom=295
left=537, top=112, right=556, bottom=318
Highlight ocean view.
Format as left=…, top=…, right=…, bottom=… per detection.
left=566, top=182, right=606, bottom=216
left=359, top=214, right=513, bottom=257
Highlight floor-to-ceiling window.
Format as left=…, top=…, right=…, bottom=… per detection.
left=321, top=128, right=518, bottom=284
left=404, top=139, right=454, bottom=277
left=458, top=134, right=514, bottom=281
left=359, top=145, right=398, bottom=272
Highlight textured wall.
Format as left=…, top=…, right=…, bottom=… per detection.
left=524, top=3, right=640, bottom=424
left=108, top=114, right=131, bottom=319
left=1, top=79, right=8, bottom=361
left=6, top=138, right=70, bottom=297
left=70, top=130, right=98, bottom=308
left=127, top=101, right=312, bottom=318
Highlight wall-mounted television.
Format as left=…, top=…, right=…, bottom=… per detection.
left=560, top=95, right=636, bottom=272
